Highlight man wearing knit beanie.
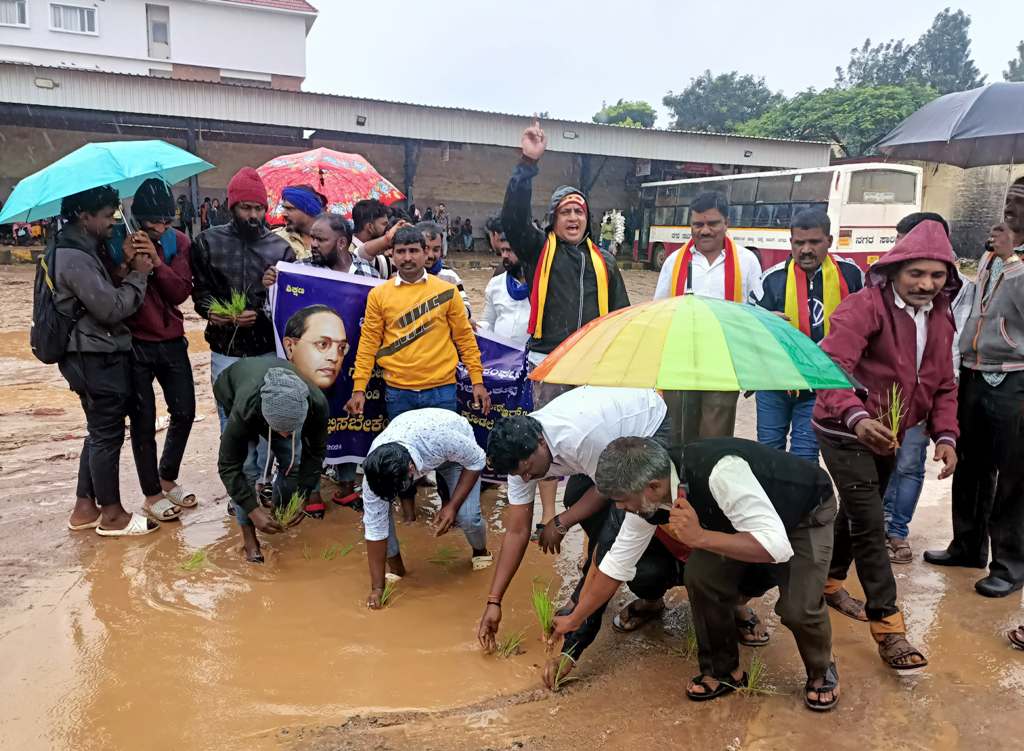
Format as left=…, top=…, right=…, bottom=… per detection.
left=192, top=168, right=294, bottom=514
left=215, top=356, right=330, bottom=562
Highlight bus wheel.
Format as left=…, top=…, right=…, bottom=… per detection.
left=652, top=243, right=667, bottom=270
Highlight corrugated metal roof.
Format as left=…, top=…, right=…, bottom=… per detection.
left=0, top=64, right=831, bottom=169
left=211, top=0, right=317, bottom=14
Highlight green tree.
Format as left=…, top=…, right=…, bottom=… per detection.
left=1006, top=41, right=1024, bottom=82
left=914, top=7, right=985, bottom=94
left=835, top=38, right=917, bottom=88
left=663, top=70, right=784, bottom=133
left=737, top=83, right=938, bottom=158
left=592, top=99, right=656, bottom=128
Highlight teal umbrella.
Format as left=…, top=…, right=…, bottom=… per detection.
left=0, top=140, right=213, bottom=223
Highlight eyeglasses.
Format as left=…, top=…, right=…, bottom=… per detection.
left=300, top=336, right=348, bottom=356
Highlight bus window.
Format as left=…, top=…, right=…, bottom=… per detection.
left=674, top=206, right=690, bottom=226
left=654, top=206, right=675, bottom=225
left=702, top=181, right=731, bottom=200
left=730, top=179, right=757, bottom=204
left=677, top=183, right=699, bottom=206
left=755, top=175, right=794, bottom=204
left=655, top=185, right=677, bottom=206
left=848, top=170, right=917, bottom=204
left=729, top=204, right=755, bottom=227
left=753, top=204, right=776, bottom=227
left=792, top=171, right=833, bottom=202
left=773, top=203, right=792, bottom=227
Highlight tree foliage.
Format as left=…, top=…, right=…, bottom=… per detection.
left=835, top=7, right=985, bottom=94
left=737, top=83, right=939, bottom=158
left=663, top=70, right=784, bottom=133
left=592, top=99, right=657, bottom=128
left=1006, top=41, right=1024, bottom=82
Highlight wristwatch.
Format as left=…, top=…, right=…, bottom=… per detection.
left=553, top=514, right=569, bottom=536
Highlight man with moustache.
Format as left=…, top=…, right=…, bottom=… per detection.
left=754, top=209, right=863, bottom=462
left=478, top=215, right=530, bottom=348
left=272, top=184, right=326, bottom=262
left=418, top=220, right=472, bottom=317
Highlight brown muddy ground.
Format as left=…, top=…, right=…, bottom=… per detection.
left=0, top=263, right=1022, bottom=751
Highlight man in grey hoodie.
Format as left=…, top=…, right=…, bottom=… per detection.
left=55, top=185, right=160, bottom=536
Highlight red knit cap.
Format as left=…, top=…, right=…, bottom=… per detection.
left=227, top=167, right=268, bottom=209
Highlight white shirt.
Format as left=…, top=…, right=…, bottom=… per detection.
left=478, top=272, right=530, bottom=347
left=362, top=409, right=486, bottom=541
left=598, top=457, right=794, bottom=583
left=437, top=267, right=472, bottom=318
left=507, top=386, right=667, bottom=505
left=394, top=269, right=428, bottom=286
left=892, top=287, right=931, bottom=372
left=654, top=245, right=764, bottom=301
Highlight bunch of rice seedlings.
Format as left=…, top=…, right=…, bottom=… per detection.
left=551, top=651, right=578, bottom=692
left=337, top=543, right=355, bottom=558
left=208, top=289, right=248, bottom=318
left=737, top=654, right=777, bottom=696
left=181, top=549, right=207, bottom=572
left=496, top=630, right=526, bottom=658
left=379, top=579, right=399, bottom=607
left=428, top=545, right=459, bottom=569
left=669, top=622, right=699, bottom=660
left=877, top=382, right=907, bottom=447
left=321, top=543, right=350, bottom=561
left=531, top=578, right=556, bottom=639
left=273, top=490, right=305, bottom=528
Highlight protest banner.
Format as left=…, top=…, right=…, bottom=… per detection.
left=269, top=262, right=532, bottom=475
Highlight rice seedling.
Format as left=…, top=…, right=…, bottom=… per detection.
left=181, top=549, right=207, bottom=572
left=531, top=578, right=556, bottom=639
left=273, top=490, right=305, bottom=528
left=321, top=543, right=352, bottom=561
left=379, top=578, right=399, bottom=608
left=428, top=545, right=459, bottom=569
left=736, top=654, right=778, bottom=696
left=208, top=289, right=248, bottom=318
left=496, top=630, right=526, bottom=658
left=337, top=543, right=355, bottom=557
left=302, top=542, right=312, bottom=561
left=877, top=382, right=907, bottom=448
left=669, top=622, right=699, bottom=660
left=551, top=651, right=578, bottom=692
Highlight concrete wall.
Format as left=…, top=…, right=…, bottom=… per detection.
left=921, top=162, right=1024, bottom=258
left=0, top=0, right=308, bottom=80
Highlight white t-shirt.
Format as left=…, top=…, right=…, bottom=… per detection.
left=478, top=271, right=531, bottom=348
left=654, top=245, right=763, bottom=301
left=506, top=386, right=667, bottom=505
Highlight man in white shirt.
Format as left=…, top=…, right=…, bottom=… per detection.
left=361, top=408, right=491, bottom=609
left=654, top=191, right=763, bottom=446
left=551, top=436, right=839, bottom=711
left=418, top=220, right=473, bottom=318
left=478, top=217, right=530, bottom=348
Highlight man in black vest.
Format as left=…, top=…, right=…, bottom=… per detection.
left=551, top=436, right=839, bottom=711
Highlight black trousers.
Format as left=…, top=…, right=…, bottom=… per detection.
left=818, top=432, right=898, bottom=621
left=128, top=337, right=196, bottom=497
left=58, top=352, right=133, bottom=507
left=949, top=370, right=1024, bottom=583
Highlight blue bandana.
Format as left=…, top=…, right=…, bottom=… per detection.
left=281, top=186, right=323, bottom=217
left=428, top=257, right=444, bottom=275
left=505, top=271, right=530, bottom=300
left=108, top=224, right=177, bottom=265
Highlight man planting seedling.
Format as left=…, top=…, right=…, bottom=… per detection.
left=813, top=219, right=960, bottom=672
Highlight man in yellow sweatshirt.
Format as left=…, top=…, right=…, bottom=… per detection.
left=345, top=225, right=491, bottom=525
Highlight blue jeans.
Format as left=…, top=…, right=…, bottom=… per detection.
left=385, top=461, right=486, bottom=557
left=211, top=351, right=270, bottom=487
left=384, top=383, right=458, bottom=419
left=883, top=423, right=928, bottom=540
left=755, top=390, right=819, bottom=463
left=231, top=428, right=303, bottom=527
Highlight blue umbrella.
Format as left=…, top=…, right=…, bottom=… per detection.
left=0, top=140, right=213, bottom=223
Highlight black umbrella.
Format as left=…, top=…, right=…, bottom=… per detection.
left=876, top=82, right=1024, bottom=168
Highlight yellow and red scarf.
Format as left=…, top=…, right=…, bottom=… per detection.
left=783, top=255, right=849, bottom=337
left=528, top=232, right=609, bottom=337
left=670, top=236, right=743, bottom=301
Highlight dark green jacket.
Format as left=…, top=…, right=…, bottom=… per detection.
left=214, top=356, right=329, bottom=512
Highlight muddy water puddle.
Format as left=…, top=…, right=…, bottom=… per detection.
left=0, top=488, right=562, bottom=751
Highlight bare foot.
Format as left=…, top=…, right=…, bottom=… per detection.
left=241, top=525, right=263, bottom=563
left=387, top=554, right=406, bottom=577
left=400, top=497, right=416, bottom=523
left=98, top=506, right=132, bottom=531
left=806, top=675, right=840, bottom=704
left=69, top=496, right=100, bottom=527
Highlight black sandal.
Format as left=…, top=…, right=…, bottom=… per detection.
left=805, top=661, right=840, bottom=711
left=735, top=609, right=770, bottom=647
left=686, top=672, right=747, bottom=702
left=1009, top=627, right=1024, bottom=650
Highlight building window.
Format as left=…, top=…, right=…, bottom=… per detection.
left=146, top=4, right=170, bottom=59
left=50, top=3, right=97, bottom=35
left=0, top=0, right=28, bottom=27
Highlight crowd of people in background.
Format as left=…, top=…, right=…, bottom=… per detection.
left=40, top=119, right=1024, bottom=710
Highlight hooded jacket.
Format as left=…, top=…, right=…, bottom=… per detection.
left=812, top=220, right=961, bottom=448
left=501, top=160, right=630, bottom=357
left=125, top=229, right=192, bottom=342
left=52, top=224, right=148, bottom=354
left=213, top=356, right=329, bottom=513
left=191, top=220, right=294, bottom=357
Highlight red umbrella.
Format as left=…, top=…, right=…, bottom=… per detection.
left=256, top=147, right=405, bottom=222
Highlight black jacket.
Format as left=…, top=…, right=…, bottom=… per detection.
left=755, top=257, right=864, bottom=343
left=501, top=160, right=630, bottom=356
left=191, top=221, right=294, bottom=356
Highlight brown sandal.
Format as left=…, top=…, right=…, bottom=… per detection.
left=887, top=537, right=913, bottom=564
left=825, top=588, right=868, bottom=622
left=612, top=599, right=665, bottom=632
left=1009, top=626, right=1024, bottom=650
left=735, top=607, right=770, bottom=647
left=877, top=633, right=928, bottom=670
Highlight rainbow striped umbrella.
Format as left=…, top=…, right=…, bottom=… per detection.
left=529, top=295, right=851, bottom=391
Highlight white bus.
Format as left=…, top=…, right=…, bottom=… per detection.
left=635, top=163, right=923, bottom=272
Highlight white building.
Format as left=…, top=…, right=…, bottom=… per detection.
left=0, top=0, right=317, bottom=90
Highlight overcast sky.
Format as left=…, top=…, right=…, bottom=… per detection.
left=303, top=0, right=1022, bottom=126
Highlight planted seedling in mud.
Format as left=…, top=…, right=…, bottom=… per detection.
left=321, top=543, right=352, bottom=561
left=181, top=549, right=207, bottom=572
left=273, top=491, right=305, bottom=528
left=428, top=545, right=459, bottom=569
left=337, top=543, right=355, bottom=558
left=876, top=382, right=907, bottom=449
left=379, top=579, right=399, bottom=608
left=208, top=289, right=248, bottom=352
left=736, top=654, right=777, bottom=696
left=551, top=651, right=578, bottom=692
left=496, top=630, right=526, bottom=658
left=669, top=622, right=699, bottom=660
left=302, top=543, right=313, bottom=561
left=531, top=578, right=556, bottom=641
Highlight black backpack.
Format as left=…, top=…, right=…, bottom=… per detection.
left=30, top=241, right=83, bottom=364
